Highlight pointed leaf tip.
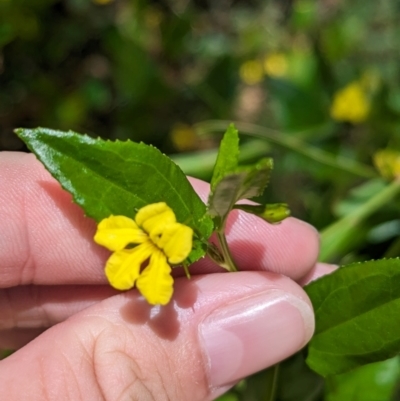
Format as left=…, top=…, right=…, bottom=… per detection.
left=210, top=123, right=240, bottom=191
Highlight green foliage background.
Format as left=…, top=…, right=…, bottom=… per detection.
left=3, top=0, right=400, bottom=400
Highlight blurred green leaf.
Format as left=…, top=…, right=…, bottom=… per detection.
left=291, top=0, right=318, bottom=31
left=368, top=220, right=400, bottom=244
left=334, top=179, right=387, bottom=218
left=320, top=14, right=366, bottom=62
left=106, top=34, right=157, bottom=103
left=305, top=258, right=400, bottom=377
left=56, top=93, right=87, bottom=127
left=267, top=78, right=328, bottom=131
left=321, top=179, right=400, bottom=262
left=0, top=22, right=15, bottom=47
left=325, top=357, right=400, bottom=401
left=277, top=352, right=324, bottom=401
left=214, top=393, right=239, bottom=401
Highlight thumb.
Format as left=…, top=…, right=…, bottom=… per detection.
left=0, top=272, right=314, bottom=401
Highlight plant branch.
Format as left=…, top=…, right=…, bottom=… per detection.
left=217, top=230, right=238, bottom=272
left=194, top=120, right=377, bottom=179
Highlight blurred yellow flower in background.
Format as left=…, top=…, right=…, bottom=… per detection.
left=264, top=53, right=288, bottom=78
left=330, top=81, right=370, bottom=124
left=239, top=60, right=264, bottom=85
left=94, top=202, right=193, bottom=305
left=170, top=123, right=198, bottom=151
left=374, top=149, right=400, bottom=181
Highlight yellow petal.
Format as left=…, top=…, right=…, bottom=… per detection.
left=135, top=202, right=176, bottom=235
left=94, top=215, right=148, bottom=251
left=105, top=242, right=154, bottom=290
left=136, top=250, right=174, bottom=305
left=156, top=223, right=193, bottom=264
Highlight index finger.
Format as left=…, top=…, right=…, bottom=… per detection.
left=0, top=152, right=319, bottom=288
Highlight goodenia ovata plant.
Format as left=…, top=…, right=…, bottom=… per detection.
left=16, top=124, right=289, bottom=304
left=15, top=124, right=400, bottom=386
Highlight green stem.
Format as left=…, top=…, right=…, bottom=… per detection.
left=320, top=178, right=400, bottom=262
left=217, top=230, right=238, bottom=272
left=194, top=120, right=377, bottom=179
left=265, top=364, right=280, bottom=401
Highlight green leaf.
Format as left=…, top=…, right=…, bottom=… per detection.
left=16, top=128, right=213, bottom=262
left=325, top=357, right=400, bottom=401
left=210, top=123, right=239, bottom=191
left=208, top=172, right=247, bottom=229
left=234, top=203, right=290, bottom=224
left=208, top=158, right=273, bottom=229
left=208, top=124, right=274, bottom=231
left=305, top=258, right=400, bottom=377
left=235, top=158, right=274, bottom=199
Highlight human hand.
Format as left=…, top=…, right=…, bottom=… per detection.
left=0, top=152, right=333, bottom=400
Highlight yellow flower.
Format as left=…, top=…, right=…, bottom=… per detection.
left=94, top=202, right=193, bottom=305
left=264, top=53, right=288, bottom=78
left=239, top=60, right=264, bottom=85
left=170, top=123, right=198, bottom=151
left=374, top=149, right=400, bottom=181
left=330, top=81, right=370, bottom=124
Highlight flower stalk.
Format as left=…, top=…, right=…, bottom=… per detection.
left=216, top=230, right=238, bottom=272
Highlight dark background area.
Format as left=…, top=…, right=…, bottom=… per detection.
left=3, top=0, right=399, bottom=153
left=3, top=0, right=400, bottom=258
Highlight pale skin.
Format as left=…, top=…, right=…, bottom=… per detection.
left=0, top=152, right=335, bottom=401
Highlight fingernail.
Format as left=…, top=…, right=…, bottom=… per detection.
left=199, top=290, right=314, bottom=388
